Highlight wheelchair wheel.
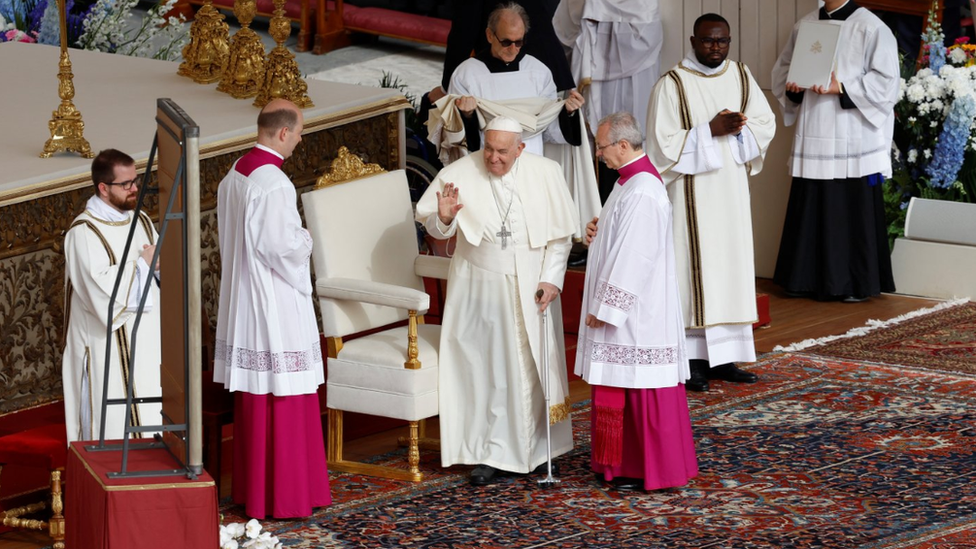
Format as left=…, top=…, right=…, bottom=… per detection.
left=405, top=155, right=439, bottom=204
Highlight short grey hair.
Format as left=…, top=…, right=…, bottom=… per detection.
left=598, top=112, right=644, bottom=150
left=488, top=2, right=531, bottom=35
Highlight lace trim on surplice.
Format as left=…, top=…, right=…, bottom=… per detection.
left=214, top=339, right=323, bottom=373
left=595, top=281, right=637, bottom=312
left=587, top=341, right=678, bottom=366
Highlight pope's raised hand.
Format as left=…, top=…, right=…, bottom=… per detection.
left=437, top=182, right=463, bottom=225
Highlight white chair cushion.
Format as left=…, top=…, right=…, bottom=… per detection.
left=327, top=324, right=439, bottom=422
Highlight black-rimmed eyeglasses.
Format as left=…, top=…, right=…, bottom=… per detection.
left=698, top=37, right=731, bottom=47
left=595, top=141, right=619, bottom=152
left=102, top=178, right=140, bottom=190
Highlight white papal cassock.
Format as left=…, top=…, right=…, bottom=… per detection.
left=646, top=52, right=776, bottom=365
left=416, top=150, right=579, bottom=473
left=62, top=196, right=162, bottom=443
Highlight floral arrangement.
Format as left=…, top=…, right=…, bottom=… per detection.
left=219, top=518, right=282, bottom=549
left=0, top=0, right=188, bottom=60
left=886, top=4, right=976, bottom=245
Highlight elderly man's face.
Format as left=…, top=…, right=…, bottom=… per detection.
left=483, top=130, right=524, bottom=177
left=487, top=13, right=526, bottom=64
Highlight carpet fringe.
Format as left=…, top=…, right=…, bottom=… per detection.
left=774, top=297, right=971, bottom=352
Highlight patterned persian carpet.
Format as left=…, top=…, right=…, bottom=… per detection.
left=801, top=302, right=976, bottom=376
left=218, top=352, right=976, bottom=548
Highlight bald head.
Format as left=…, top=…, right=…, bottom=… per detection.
left=257, top=99, right=304, bottom=159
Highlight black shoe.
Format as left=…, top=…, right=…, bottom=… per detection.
left=470, top=465, right=499, bottom=486
left=707, top=363, right=759, bottom=383
left=842, top=295, right=869, bottom=303
left=533, top=461, right=560, bottom=476
left=784, top=289, right=811, bottom=298
left=609, top=477, right=644, bottom=490
left=686, top=359, right=709, bottom=392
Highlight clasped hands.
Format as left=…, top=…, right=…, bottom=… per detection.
left=786, top=71, right=841, bottom=96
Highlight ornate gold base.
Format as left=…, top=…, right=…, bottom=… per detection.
left=40, top=132, right=94, bottom=159
left=0, top=469, right=65, bottom=549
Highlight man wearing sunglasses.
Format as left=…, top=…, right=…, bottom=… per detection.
left=645, top=13, right=777, bottom=393
left=62, top=149, right=163, bottom=445
left=446, top=2, right=586, bottom=157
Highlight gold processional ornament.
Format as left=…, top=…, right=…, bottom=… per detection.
left=177, top=0, right=230, bottom=84
left=314, top=146, right=385, bottom=188
left=253, top=0, right=313, bottom=108
left=216, top=0, right=265, bottom=99
left=40, top=0, right=93, bottom=159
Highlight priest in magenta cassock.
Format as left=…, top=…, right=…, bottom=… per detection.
left=214, top=99, right=331, bottom=519
left=415, top=116, right=578, bottom=487
left=772, top=0, right=899, bottom=302
left=577, top=112, right=698, bottom=491
left=645, top=13, right=776, bottom=392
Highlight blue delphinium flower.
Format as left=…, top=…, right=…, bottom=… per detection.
left=0, top=0, right=15, bottom=24
left=926, top=94, right=976, bottom=189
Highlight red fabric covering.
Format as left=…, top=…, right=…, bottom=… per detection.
left=0, top=424, right=67, bottom=469
left=591, top=385, right=699, bottom=491
left=232, top=392, right=332, bottom=519
left=343, top=7, right=451, bottom=46
left=66, top=441, right=218, bottom=549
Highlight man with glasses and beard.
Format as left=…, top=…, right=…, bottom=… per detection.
left=62, top=148, right=163, bottom=444
left=645, top=13, right=776, bottom=393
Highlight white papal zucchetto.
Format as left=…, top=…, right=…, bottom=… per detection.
left=484, top=116, right=523, bottom=134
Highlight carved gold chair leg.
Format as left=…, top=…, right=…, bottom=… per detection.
left=327, top=409, right=428, bottom=482
left=396, top=418, right=439, bottom=451
left=0, top=467, right=65, bottom=549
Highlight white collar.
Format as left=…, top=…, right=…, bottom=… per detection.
left=255, top=143, right=284, bottom=160
left=618, top=153, right=646, bottom=169
left=86, top=194, right=131, bottom=223
left=682, top=50, right=729, bottom=76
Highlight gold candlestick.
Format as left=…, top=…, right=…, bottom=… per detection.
left=253, top=0, right=313, bottom=108
left=40, top=0, right=93, bottom=159
left=216, top=0, right=265, bottom=99
left=177, top=0, right=231, bottom=84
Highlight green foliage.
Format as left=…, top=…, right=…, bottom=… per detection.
left=378, top=71, right=422, bottom=138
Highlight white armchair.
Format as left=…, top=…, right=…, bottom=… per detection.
left=302, top=148, right=449, bottom=482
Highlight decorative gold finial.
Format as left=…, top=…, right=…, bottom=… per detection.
left=314, top=146, right=385, bottom=188
left=40, top=0, right=93, bottom=159
left=216, top=0, right=265, bottom=98
left=253, top=0, right=313, bottom=108
left=177, top=0, right=231, bottom=84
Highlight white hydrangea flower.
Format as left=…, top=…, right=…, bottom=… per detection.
left=949, top=47, right=968, bottom=65
left=906, top=82, right=926, bottom=103
left=908, top=149, right=918, bottom=163
left=908, top=116, right=917, bottom=123
left=923, top=149, right=932, bottom=160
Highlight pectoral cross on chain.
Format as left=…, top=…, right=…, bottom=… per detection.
left=496, top=223, right=512, bottom=250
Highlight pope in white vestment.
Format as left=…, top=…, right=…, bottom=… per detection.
left=415, top=117, right=578, bottom=485
left=62, top=150, right=162, bottom=444
left=645, top=14, right=776, bottom=391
